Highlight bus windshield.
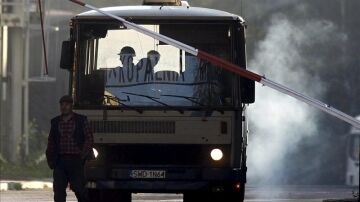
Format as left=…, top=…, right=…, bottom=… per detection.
left=76, top=23, right=234, bottom=108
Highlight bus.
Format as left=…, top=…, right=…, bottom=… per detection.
left=60, top=0, right=255, bottom=201
left=346, top=115, right=360, bottom=186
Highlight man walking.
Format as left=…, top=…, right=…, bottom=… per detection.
left=46, top=95, right=94, bottom=202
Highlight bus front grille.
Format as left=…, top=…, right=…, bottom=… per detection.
left=89, top=121, right=176, bottom=134
left=102, top=144, right=231, bottom=167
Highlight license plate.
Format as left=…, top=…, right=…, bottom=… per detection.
left=130, top=170, right=166, bottom=179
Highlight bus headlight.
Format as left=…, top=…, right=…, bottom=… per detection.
left=92, top=148, right=99, bottom=158
left=210, top=148, right=223, bottom=161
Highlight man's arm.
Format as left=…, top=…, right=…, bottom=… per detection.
left=46, top=126, right=55, bottom=169
left=81, top=118, right=94, bottom=160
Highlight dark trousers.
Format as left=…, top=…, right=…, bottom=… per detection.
left=53, top=155, right=88, bottom=202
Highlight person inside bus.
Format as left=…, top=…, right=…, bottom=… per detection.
left=136, top=50, right=161, bottom=82
left=129, top=50, right=161, bottom=103
left=106, top=46, right=136, bottom=85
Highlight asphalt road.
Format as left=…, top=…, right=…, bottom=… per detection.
left=0, top=186, right=358, bottom=202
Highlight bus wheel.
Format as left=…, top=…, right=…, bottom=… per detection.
left=183, top=191, right=244, bottom=202
left=88, top=189, right=131, bottom=202
left=183, top=192, right=203, bottom=202
left=227, top=191, right=245, bottom=202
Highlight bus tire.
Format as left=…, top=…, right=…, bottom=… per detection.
left=184, top=191, right=244, bottom=202
left=88, top=189, right=131, bottom=202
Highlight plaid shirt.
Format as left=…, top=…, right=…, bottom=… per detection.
left=47, top=113, right=93, bottom=159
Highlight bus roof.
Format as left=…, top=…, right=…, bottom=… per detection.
left=76, top=6, right=244, bottom=22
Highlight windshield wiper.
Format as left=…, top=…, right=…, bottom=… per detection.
left=161, top=94, right=224, bottom=114
left=122, top=92, right=184, bottom=114
left=161, top=94, right=205, bottom=106
left=122, top=92, right=169, bottom=106
left=104, top=94, right=143, bottom=113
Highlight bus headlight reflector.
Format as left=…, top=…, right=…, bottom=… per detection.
left=92, top=148, right=99, bottom=158
left=210, top=148, right=223, bottom=161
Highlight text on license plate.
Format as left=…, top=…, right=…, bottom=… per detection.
left=130, top=170, right=166, bottom=179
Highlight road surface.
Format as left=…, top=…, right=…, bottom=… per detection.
left=0, top=186, right=358, bottom=202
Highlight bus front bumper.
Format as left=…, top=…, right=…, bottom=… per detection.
left=85, top=167, right=246, bottom=192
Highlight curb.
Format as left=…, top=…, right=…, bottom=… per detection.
left=0, top=180, right=53, bottom=191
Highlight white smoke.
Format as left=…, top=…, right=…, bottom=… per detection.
left=247, top=13, right=346, bottom=184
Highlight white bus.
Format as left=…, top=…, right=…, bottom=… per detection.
left=60, top=0, right=255, bottom=201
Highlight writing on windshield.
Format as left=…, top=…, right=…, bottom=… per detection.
left=96, top=27, right=221, bottom=106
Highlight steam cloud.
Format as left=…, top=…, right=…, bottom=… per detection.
left=247, top=13, right=346, bottom=184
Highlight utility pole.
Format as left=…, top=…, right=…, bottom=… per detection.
left=0, top=12, right=8, bottom=162
left=0, top=0, right=28, bottom=163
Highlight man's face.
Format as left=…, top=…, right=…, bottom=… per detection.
left=60, top=102, right=73, bottom=115
left=148, top=54, right=160, bottom=66
left=120, top=54, right=133, bottom=65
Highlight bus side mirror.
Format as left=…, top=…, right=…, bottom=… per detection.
left=60, top=40, right=75, bottom=70
left=241, top=78, right=255, bottom=103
